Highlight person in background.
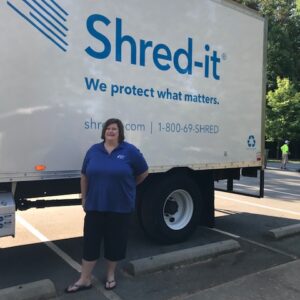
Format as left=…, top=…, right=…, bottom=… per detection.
left=280, top=140, right=290, bottom=170
left=65, top=118, right=148, bottom=293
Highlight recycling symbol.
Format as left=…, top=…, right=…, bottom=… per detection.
left=247, top=135, right=256, bottom=147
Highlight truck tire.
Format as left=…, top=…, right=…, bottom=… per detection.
left=138, top=173, right=202, bottom=244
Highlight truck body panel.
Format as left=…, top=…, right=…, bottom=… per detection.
left=0, top=0, right=265, bottom=183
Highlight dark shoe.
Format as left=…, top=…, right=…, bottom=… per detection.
left=64, top=283, right=92, bottom=293
left=105, top=280, right=117, bottom=290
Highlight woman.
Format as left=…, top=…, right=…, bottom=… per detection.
left=65, top=118, right=148, bottom=293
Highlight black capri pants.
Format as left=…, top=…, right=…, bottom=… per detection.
left=83, top=211, right=131, bottom=262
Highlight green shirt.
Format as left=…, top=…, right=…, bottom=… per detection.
left=281, top=144, right=289, bottom=154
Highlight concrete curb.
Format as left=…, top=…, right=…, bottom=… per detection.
left=125, top=239, right=241, bottom=276
left=0, top=279, right=56, bottom=300
left=182, top=259, right=300, bottom=300
left=266, top=223, right=300, bottom=239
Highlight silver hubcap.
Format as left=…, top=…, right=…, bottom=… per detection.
left=163, top=189, right=194, bottom=230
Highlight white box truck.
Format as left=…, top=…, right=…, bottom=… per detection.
left=0, top=0, right=266, bottom=243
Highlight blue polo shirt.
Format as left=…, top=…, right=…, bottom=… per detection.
left=81, top=141, right=148, bottom=213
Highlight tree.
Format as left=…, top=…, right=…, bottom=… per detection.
left=266, top=77, right=300, bottom=155
left=233, top=1, right=300, bottom=158
left=233, top=0, right=300, bottom=91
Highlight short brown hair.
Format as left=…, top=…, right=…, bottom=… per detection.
left=101, top=118, right=125, bottom=143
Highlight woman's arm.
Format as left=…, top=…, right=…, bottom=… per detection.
left=80, top=173, right=88, bottom=209
left=136, top=170, right=149, bottom=185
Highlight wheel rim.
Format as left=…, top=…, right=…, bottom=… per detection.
left=163, top=189, right=194, bottom=230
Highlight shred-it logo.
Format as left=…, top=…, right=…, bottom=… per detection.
left=7, top=0, right=69, bottom=52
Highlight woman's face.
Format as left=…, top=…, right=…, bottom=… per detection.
left=105, top=123, right=119, bottom=143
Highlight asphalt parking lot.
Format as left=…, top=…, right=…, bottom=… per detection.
left=0, top=162, right=299, bottom=300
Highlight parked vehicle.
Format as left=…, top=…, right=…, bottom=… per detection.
left=0, top=0, right=266, bottom=243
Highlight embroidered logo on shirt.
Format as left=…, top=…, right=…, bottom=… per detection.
left=117, top=155, right=125, bottom=159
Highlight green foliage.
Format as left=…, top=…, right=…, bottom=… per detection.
left=233, top=1, right=300, bottom=147
left=266, top=4, right=300, bottom=91
left=266, top=77, right=300, bottom=141
left=233, top=1, right=300, bottom=91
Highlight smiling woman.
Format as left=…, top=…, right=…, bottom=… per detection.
left=65, top=118, right=149, bottom=293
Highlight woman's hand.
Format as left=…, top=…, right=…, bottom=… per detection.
left=80, top=174, right=88, bottom=210
left=136, top=170, right=149, bottom=185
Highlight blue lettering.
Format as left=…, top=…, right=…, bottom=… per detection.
left=157, top=90, right=167, bottom=99
left=84, top=77, right=99, bottom=90
left=84, top=118, right=103, bottom=130
left=84, top=77, right=107, bottom=91
left=153, top=44, right=171, bottom=71
left=85, top=14, right=111, bottom=59
left=211, top=50, right=221, bottom=80
left=173, top=38, right=193, bottom=74
left=85, top=14, right=221, bottom=80
left=116, top=17, right=137, bottom=64
left=204, top=44, right=210, bottom=78
left=140, top=39, right=153, bottom=66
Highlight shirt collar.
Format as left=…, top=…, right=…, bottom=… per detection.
left=99, top=141, right=125, bottom=153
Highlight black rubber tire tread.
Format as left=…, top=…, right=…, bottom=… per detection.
left=138, top=172, right=202, bottom=244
